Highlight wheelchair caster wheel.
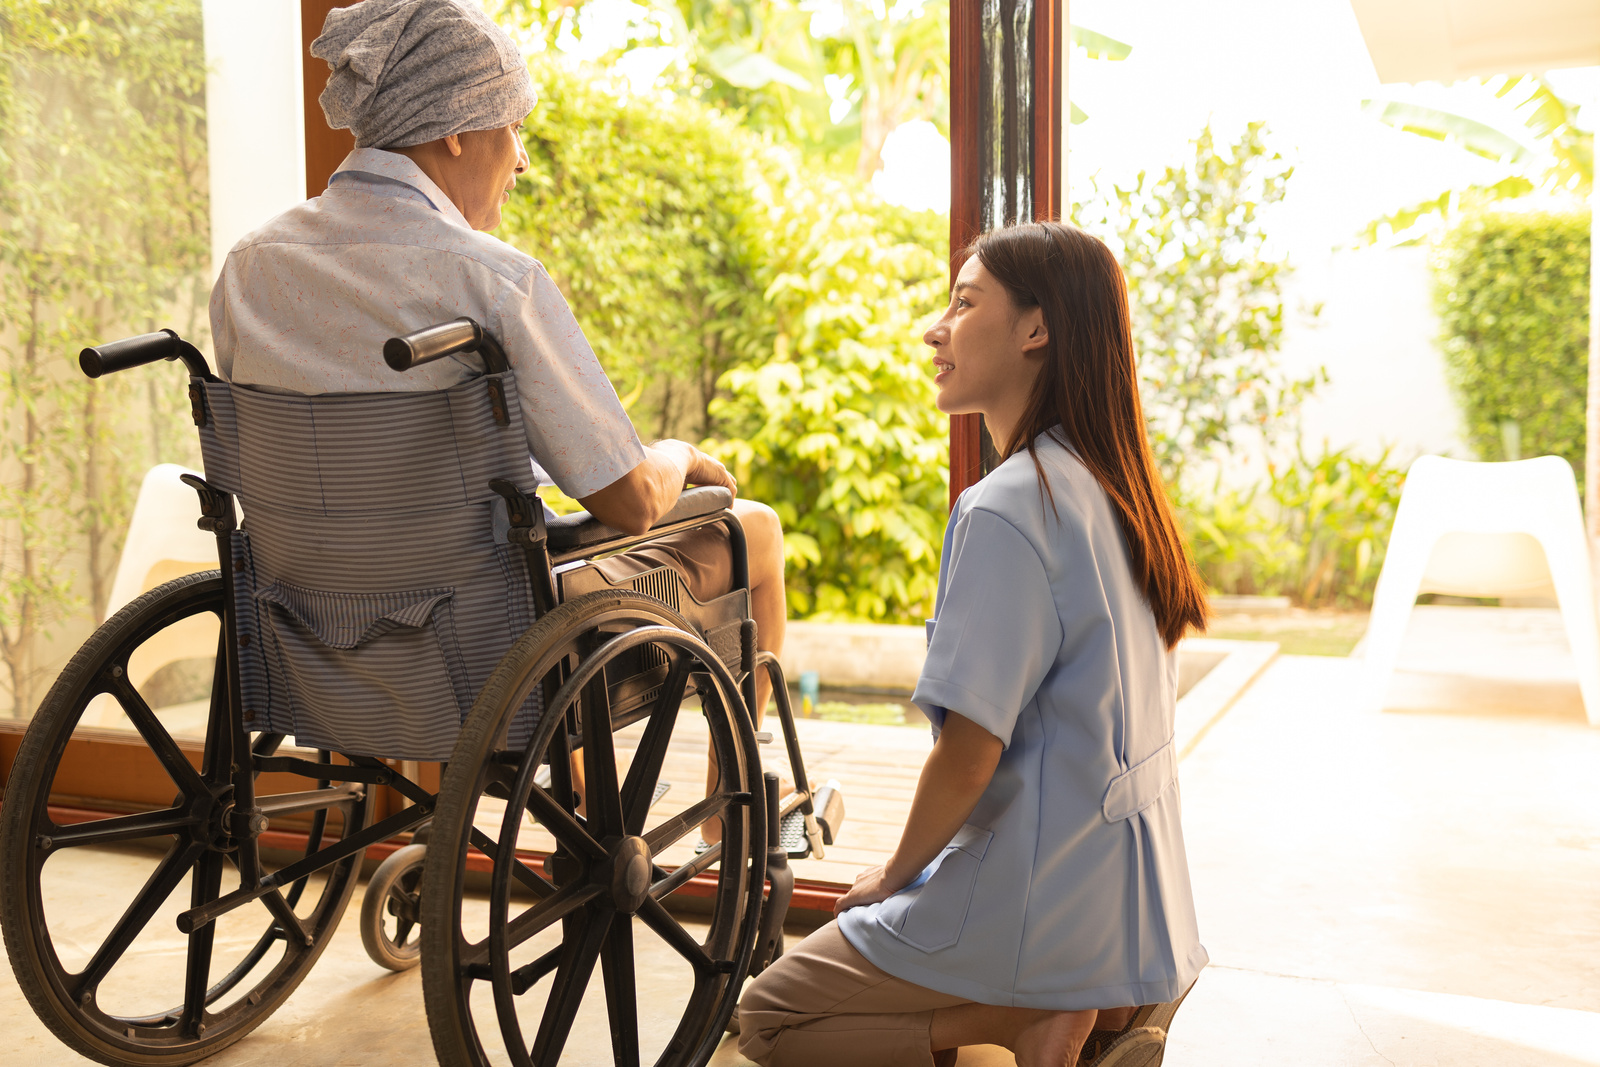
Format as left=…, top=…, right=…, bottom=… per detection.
left=362, top=844, right=427, bottom=971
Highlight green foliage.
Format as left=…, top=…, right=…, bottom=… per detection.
left=496, top=0, right=950, bottom=179
left=708, top=157, right=949, bottom=621
left=0, top=0, right=208, bottom=714
left=1075, top=122, right=1321, bottom=484
left=497, top=57, right=949, bottom=623
left=1432, top=207, right=1590, bottom=472
left=1362, top=75, right=1592, bottom=243
left=502, top=65, right=757, bottom=439
left=1184, top=445, right=1407, bottom=608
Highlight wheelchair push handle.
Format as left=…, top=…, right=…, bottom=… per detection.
left=384, top=317, right=508, bottom=374
left=80, top=329, right=213, bottom=380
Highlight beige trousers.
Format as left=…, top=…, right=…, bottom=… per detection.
left=737, top=921, right=971, bottom=1067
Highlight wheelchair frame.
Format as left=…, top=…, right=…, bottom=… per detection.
left=0, top=321, right=840, bottom=1067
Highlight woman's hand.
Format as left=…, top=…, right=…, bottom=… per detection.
left=833, top=713, right=1002, bottom=920
left=833, top=864, right=906, bottom=917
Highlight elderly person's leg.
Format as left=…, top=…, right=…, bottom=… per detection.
left=732, top=497, right=787, bottom=714
left=591, top=498, right=788, bottom=839
left=594, top=497, right=785, bottom=703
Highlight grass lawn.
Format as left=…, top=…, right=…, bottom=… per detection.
left=1204, top=609, right=1370, bottom=657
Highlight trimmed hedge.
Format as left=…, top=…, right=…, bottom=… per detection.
left=1433, top=208, right=1591, bottom=474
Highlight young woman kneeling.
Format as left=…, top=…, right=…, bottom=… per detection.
left=737, top=221, right=1209, bottom=1067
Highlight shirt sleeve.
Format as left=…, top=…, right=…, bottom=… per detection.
left=492, top=262, right=646, bottom=498
left=912, top=507, right=1063, bottom=748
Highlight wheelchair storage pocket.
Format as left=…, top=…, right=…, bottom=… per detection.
left=875, top=823, right=994, bottom=953
left=256, top=581, right=471, bottom=752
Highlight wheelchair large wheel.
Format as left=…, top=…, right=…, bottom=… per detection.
left=0, top=571, right=372, bottom=1066
left=423, top=590, right=767, bottom=1067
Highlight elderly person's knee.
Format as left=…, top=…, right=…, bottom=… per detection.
left=732, top=499, right=783, bottom=563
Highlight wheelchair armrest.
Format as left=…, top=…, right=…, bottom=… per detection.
left=546, top=485, right=735, bottom=553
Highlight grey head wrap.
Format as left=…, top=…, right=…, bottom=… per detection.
left=311, top=0, right=537, bottom=149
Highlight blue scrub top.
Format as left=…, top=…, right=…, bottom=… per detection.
left=837, top=433, right=1208, bottom=1010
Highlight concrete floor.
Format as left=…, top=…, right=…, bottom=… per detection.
left=6, top=606, right=1600, bottom=1064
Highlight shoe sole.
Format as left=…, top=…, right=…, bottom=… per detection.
left=1087, top=1026, right=1166, bottom=1067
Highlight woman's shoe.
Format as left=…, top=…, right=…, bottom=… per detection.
left=1082, top=1026, right=1166, bottom=1067
left=1127, top=978, right=1196, bottom=1034
left=1077, top=978, right=1196, bottom=1065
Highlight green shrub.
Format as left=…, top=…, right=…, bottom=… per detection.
left=502, top=61, right=950, bottom=623
left=1433, top=207, right=1591, bottom=471
left=503, top=66, right=760, bottom=441
left=708, top=156, right=949, bottom=622
left=1184, top=445, right=1406, bottom=608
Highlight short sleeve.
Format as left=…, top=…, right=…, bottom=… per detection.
left=493, top=263, right=646, bottom=498
left=912, top=508, right=1062, bottom=748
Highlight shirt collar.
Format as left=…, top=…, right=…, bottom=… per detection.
left=327, top=148, right=474, bottom=232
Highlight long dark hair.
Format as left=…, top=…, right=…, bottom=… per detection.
left=971, top=221, right=1207, bottom=648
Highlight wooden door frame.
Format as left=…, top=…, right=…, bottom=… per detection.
left=948, top=0, right=1066, bottom=507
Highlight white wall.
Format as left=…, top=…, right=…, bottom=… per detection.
left=1282, top=245, right=1472, bottom=466
left=202, top=1, right=306, bottom=281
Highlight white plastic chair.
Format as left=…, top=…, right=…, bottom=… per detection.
left=85, top=465, right=226, bottom=729
left=105, top=463, right=221, bottom=615
left=1361, top=455, right=1600, bottom=724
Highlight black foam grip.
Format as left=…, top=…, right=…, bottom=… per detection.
left=79, top=330, right=179, bottom=379
left=384, top=318, right=480, bottom=371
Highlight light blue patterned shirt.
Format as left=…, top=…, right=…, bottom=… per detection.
left=210, top=148, right=645, bottom=498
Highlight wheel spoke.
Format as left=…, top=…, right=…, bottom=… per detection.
left=521, top=783, right=607, bottom=861
left=258, top=886, right=311, bottom=947
left=508, top=943, right=563, bottom=995
left=72, top=840, right=205, bottom=996
left=109, top=674, right=210, bottom=798
left=44, top=806, right=197, bottom=850
left=637, top=896, right=714, bottom=974
left=503, top=879, right=606, bottom=955
left=180, top=851, right=225, bottom=1036
left=469, top=826, right=558, bottom=897
left=619, top=653, right=690, bottom=836
left=600, top=912, right=639, bottom=1066
left=529, top=907, right=611, bottom=1066
left=642, top=792, right=735, bottom=856
left=581, top=670, right=624, bottom=839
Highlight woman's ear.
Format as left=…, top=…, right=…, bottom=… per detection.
left=1019, top=308, right=1049, bottom=355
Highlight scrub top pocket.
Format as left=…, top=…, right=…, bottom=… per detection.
left=876, top=823, right=994, bottom=953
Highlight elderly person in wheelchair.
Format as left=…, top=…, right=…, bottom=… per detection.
left=0, top=4, right=840, bottom=1066
left=216, top=0, right=792, bottom=848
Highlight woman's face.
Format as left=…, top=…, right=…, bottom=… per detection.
left=923, top=256, right=1048, bottom=439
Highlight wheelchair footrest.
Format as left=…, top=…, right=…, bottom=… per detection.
left=779, top=807, right=808, bottom=857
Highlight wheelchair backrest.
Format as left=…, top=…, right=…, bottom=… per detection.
left=195, top=370, right=542, bottom=761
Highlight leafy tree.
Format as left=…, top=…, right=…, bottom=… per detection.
left=707, top=155, right=949, bottom=620
left=1361, top=75, right=1593, bottom=243
left=498, top=54, right=949, bottom=621
left=0, top=0, right=208, bottom=715
left=1076, top=123, right=1320, bottom=486
left=502, top=64, right=759, bottom=439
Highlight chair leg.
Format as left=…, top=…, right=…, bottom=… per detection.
left=1536, top=526, right=1600, bottom=726
left=1361, top=524, right=1436, bottom=713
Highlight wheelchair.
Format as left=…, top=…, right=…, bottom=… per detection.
left=0, top=319, right=846, bottom=1067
